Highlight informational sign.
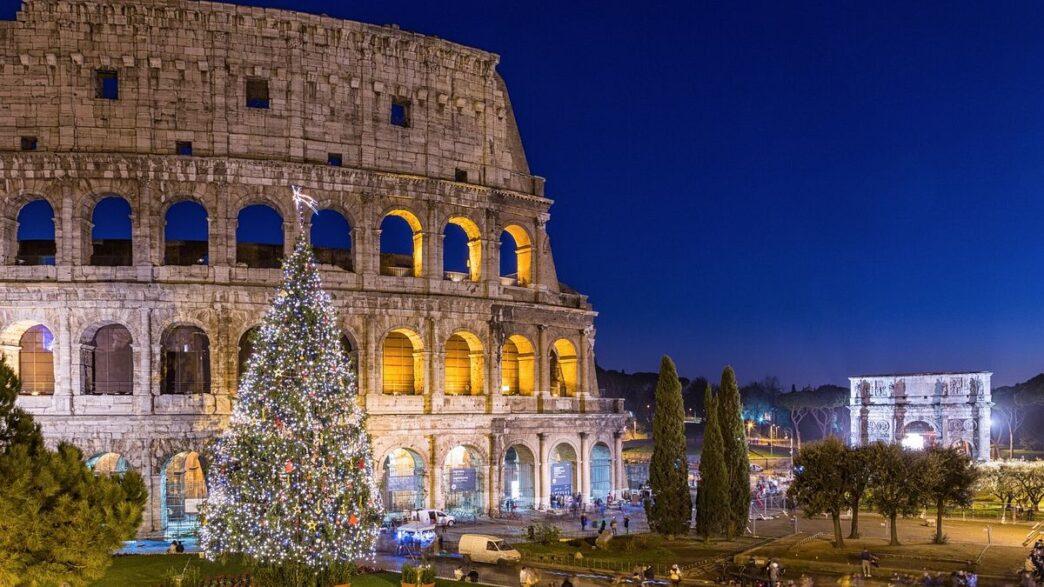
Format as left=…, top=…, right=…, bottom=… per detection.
left=550, top=462, right=573, bottom=495
left=449, top=467, right=476, bottom=492
left=387, top=474, right=415, bottom=492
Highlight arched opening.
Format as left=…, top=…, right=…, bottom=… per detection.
left=500, top=225, right=532, bottom=286
left=86, top=452, right=130, bottom=476
left=501, top=335, right=535, bottom=396
left=90, top=196, right=133, bottom=266
left=236, top=204, right=283, bottom=268
left=590, top=442, right=612, bottom=500
left=82, top=324, right=133, bottom=395
left=549, top=339, right=579, bottom=397
left=382, top=329, right=423, bottom=395
left=161, top=325, right=211, bottom=395
left=382, top=448, right=427, bottom=513
left=161, top=451, right=207, bottom=538
left=444, top=332, right=484, bottom=396
left=340, top=334, right=358, bottom=381
left=18, top=325, right=54, bottom=395
left=16, top=200, right=56, bottom=266
left=901, top=420, right=937, bottom=450
left=549, top=443, right=578, bottom=509
left=444, top=445, right=485, bottom=516
left=502, top=445, right=535, bottom=510
left=237, top=326, right=261, bottom=385
left=380, top=210, right=422, bottom=277
left=443, top=217, right=481, bottom=282
left=311, top=209, right=353, bottom=271
left=164, top=201, right=208, bottom=266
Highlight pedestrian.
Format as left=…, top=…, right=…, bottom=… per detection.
left=859, top=548, right=873, bottom=578
left=467, top=570, right=479, bottom=583
left=520, top=566, right=531, bottom=587
left=768, top=559, right=781, bottom=584
left=643, top=564, right=655, bottom=584
left=174, top=540, right=185, bottom=553
left=669, top=564, right=682, bottom=587
left=581, top=513, right=588, bottom=531
left=437, top=531, right=444, bottom=554
left=561, top=576, right=575, bottom=587
left=610, top=517, right=618, bottom=535
left=600, top=519, right=607, bottom=534
left=166, top=541, right=177, bottom=554
left=624, top=515, right=630, bottom=535
left=455, top=566, right=465, bottom=581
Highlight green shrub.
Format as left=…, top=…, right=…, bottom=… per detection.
left=533, top=522, right=562, bottom=545
left=401, top=563, right=419, bottom=584
left=420, top=565, right=437, bottom=584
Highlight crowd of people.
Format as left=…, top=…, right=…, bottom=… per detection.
left=1020, top=539, right=1044, bottom=585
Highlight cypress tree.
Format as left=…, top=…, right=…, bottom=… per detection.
left=645, top=356, right=692, bottom=538
left=696, top=383, right=728, bottom=541
left=718, top=365, right=750, bottom=539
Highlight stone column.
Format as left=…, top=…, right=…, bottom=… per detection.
left=978, top=407, right=991, bottom=461
left=428, top=435, right=440, bottom=509
left=365, top=316, right=379, bottom=400
left=136, top=308, right=153, bottom=415
left=537, top=325, right=549, bottom=394
left=488, top=433, right=500, bottom=515
left=133, top=184, right=153, bottom=269
left=56, top=309, right=73, bottom=412
left=614, top=430, right=625, bottom=495
left=536, top=433, right=546, bottom=509
left=579, top=432, right=590, bottom=501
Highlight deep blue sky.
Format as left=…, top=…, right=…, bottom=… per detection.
left=6, top=1, right=1044, bottom=387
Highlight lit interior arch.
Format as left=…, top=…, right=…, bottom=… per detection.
left=444, top=331, right=484, bottom=395
left=501, top=225, right=533, bottom=286
left=444, top=216, right=482, bottom=282
left=380, top=209, right=423, bottom=278
left=501, top=334, right=535, bottom=396
left=550, top=338, right=578, bottom=397
left=382, top=328, right=423, bottom=395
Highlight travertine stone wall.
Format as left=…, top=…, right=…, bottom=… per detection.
left=1, top=0, right=628, bottom=538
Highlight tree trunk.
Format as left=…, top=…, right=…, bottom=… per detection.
left=848, top=497, right=861, bottom=539
left=934, top=498, right=944, bottom=544
left=889, top=513, right=900, bottom=546
left=1009, top=424, right=1015, bottom=460
left=832, top=512, right=845, bottom=548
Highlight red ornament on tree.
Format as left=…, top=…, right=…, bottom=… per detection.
left=348, top=513, right=359, bottom=526
left=284, top=460, right=295, bottom=473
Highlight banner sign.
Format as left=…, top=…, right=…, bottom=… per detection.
left=449, top=467, right=476, bottom=492
left=387, top=474, right=415, bottom=492
left=550, top=462, right=573, bottom=495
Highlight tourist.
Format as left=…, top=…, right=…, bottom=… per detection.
left=174, top=540, right=185, bottom=553
left=455, top=566, right=466, bottom=581
left=859, top=548, right=873, bottom=578
left=580, top=513, right=588, bottom=531
left=669, top=564, right=682, bottom=587
left=561, top=575, right=575, bottom=587
left=166, top=541, right=177, bottom=554
left=624, top=515, right=631, bottom=534
left=643, top=564, right=655, bottom=586
left=520, top=566, right=531, bottom=587
left=631, top=567, right=642, bottom=584
left=767, top=559, right=781, bottom=584
left=600, top=519, right=607, bottom=534
left=610, top=517, right=618, bottom=535
left=467, top=570, right=479, bottom=583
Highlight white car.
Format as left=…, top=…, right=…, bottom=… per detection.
left=458, top=533, right=522, bottom=565
left=409, top=508, right=455, bottom=527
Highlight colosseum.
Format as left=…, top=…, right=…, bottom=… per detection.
left=0, top=0, right=629, bottom=538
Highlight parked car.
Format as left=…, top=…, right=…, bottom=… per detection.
left=458, top=533, right=522, bottom=565
left=409, top=508, right=455, bottom=526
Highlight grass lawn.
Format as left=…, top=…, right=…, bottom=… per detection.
left=515, top=533, right=757, bottom=571
left=92, top=558, right=470, bottom=587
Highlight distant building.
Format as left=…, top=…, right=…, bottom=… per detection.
left=848, top=372, right=991, bottom=461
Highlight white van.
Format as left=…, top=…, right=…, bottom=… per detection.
left=410, top=508, right=455, bottom=527
left=458, top=533, right=522, bottom=565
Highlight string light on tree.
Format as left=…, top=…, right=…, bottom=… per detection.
left=200, top=185, right=383, bottom=572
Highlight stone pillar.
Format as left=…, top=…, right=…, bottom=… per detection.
left=56, top=309, right=73, bottom=412
left=136, top=308, right=153, bottom=415
left=536, top=433, right=546, bottom=509
left=133, top=184, right=153, bottom=268
left=579, top=432, right=590, bottom=501
left=365, top=316, right=379, bottom=399
left=428, top=435, right=440, bottom=509
left=537, top=325, right=549, bottom=394
left=488, top=433, right=500, bottom=515
left=978, top=407, right=991, bottom=461
left=614, top=430, right=625, bottom=495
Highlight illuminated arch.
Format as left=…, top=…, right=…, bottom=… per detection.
left=443, top=445, right=486, bottom=515
left=548, top=442, right=578, bottom=508
left=18, top=324, right=55, bottom=395
left=86, top=452, right=130, bottom=476
left=382, top=328, right=423, bottom=395
left=500, top=224, right=533, bottom=286
left=443, top=216, right=482, bottom=282
left=444, top=331, right=484, bottom=395
left=381, top=448, right=427, bottom=513
left=502, top=444, right=536, bottom=510
left=589, top=442, right=612, bottom=500
left=237, top=325, right=262, bottom=385
left=501, top=335, right=535, bottom=396
left=161, top=451, right=207, bottom=538
left=380, top=209, right=423, bottom=278
left=550, top=339, right=579, bottom=397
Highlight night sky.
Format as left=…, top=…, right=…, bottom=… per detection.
left=5, top=1, right=1044, bottom=387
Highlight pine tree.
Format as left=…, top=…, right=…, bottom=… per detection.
left=645, top=355, right=691, bottom=538
left=201, top=199, right=382, bottom=581
left=0, top=353, right=146, bottom=586
left=718, top=365, right=750, bottom=539
left=695, top=383, right=728, bottom=541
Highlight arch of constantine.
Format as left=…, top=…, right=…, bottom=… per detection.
left=0, top=0, right=629, bottom=537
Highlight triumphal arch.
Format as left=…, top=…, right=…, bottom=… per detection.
left=848, top=372, right=991, bottom=461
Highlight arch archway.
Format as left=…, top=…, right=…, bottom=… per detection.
left=443, top=217, right=481, bottom=282
left=380, top=210, right=422, bottom=277
left=164, top=201, right=208, bottom=266
left=444, top=331, right=484, bottom=395
left=500, top=225, right=532, bottom=286
left=548, top=443, right=578, bottom=509
left=86, top=452, right=130, bottom=476
left=311, top=209, right=353, bottom=271
left=549, top=339, right=579, bottom=397
left=90, top=196, right=133, bottom=266
left=901, top=420, right=936, bottom=450
left=590, top=442, right=612, bottom=500
left=81, top=324, right=133, bottom=395
left=382, top=448, right=427, bottom=513
left=161, top=325, right=211, bottom=395
left=161, top=451, right=207, bottom=538
left=16, top=199, right=56, bottom=266
left=236, top=204, right=284, bottom=268
left=237, top=326, right=261, bottom=385
left=444, top=445, right=485, bottom=516
left=18, top=324, right=54, bottom=395
left=340, top=333, right=358, bottom=380
left=502, top=445, right=535, bottom=510
left=382, top=329, right=423, bottom=395
left=501, top=335, right=535, bottom=396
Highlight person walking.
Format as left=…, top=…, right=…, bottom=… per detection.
left=580, top=513, right=588, bottom=532
left=599, top=519, right=607, bottom=534
left=669, top=564, right=682, bottom=587
left=859, top=548, right=873, bottom=578
left=610, top=517, right=618, bottom=536
left=643, top=564, right=655, bottom=586
left=624, top=515, right=630, bottom=535
left=520, top=566, right=531, bottom=587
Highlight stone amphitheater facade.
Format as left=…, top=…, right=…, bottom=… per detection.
left=0, top=0, right=628, bottom=538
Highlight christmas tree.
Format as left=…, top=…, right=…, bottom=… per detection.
left=201, top=188, right=382, bottom=577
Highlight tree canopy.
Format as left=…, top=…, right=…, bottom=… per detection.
left=645, top=356, right=692, bottom=538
